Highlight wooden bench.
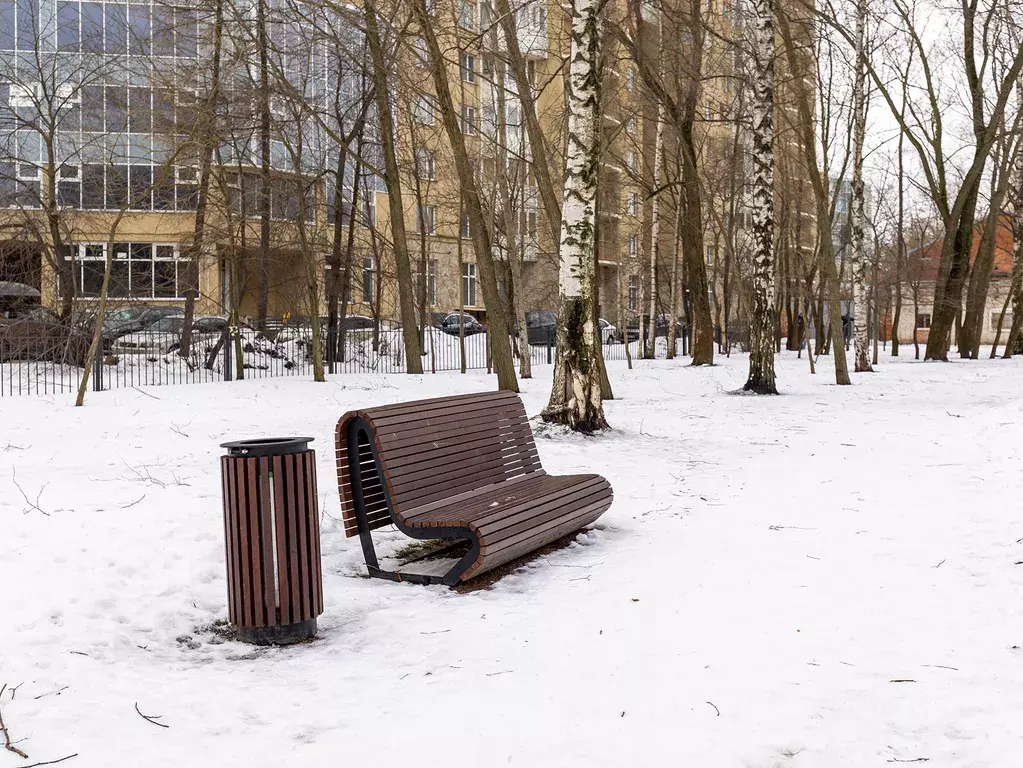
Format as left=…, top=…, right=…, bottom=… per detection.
left=335, top=391, right=613, bottom=585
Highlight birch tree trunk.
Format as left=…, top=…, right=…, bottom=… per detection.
left=542, top=0, right=608, bottom=431
left=646, top=109, right=665, bottom=359
left=744, top=0, right=778, bottom=394
left=850, top=0, right=872, bottom=372
left=666, top=193, right=682, bottom=359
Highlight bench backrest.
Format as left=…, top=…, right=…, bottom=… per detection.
left=336, top=391, right=543, bottom=537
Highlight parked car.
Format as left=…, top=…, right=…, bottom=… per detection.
left=99, top=306, right=184, bottom=340
left=599, top=318, right=622, bottom=344
left=438, top=312, right=485, bottom=336
left=0, top=307, right=90, bottom=365
left=525, top=309, right=557, bottom=345
left=113, top=315, right=227, bottom=354
left=626, top=314, right=686, bottom=342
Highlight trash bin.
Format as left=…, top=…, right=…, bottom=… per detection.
left=220, top=437, right=323, bottom=645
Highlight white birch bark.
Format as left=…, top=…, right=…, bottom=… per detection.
left=851, top=0, right=873, bottom=372
left=645, top=108, right=665, bottom=358
left=543, top=0, right=608, bottom=431
left=744, top=0, right=778, bottom=393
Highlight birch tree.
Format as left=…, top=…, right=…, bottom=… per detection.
left=743, top=0, right=778, bottom=393
left=542, top=0, right=607, bottom=431
left=849, top=0, right=871, bottom=372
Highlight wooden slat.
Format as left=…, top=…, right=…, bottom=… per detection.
left=294, top=452, right=312, bottom=621
left=387, top=449, right=541, bottom=500
left=374, top=406, right=523, bottom=448
left=405, top=473, right=572, bottom=525
left=285, top=454, right=302, bottom=623
left=223, top=458, right=239, bottom=623
left=479, top=485, right=611, bottom=546
left=258, top=457, right=276, bottom=625
left=306, top=451, right=323, bottom=615
left=235, top=459, right=253, bottom=627
left=245, top=458, right=265, bottom=627
left=482, top=495, right=612, bottom=556
left=272, top=454, right=290, bottom=626
left=471, top=477, right=609, bottom=532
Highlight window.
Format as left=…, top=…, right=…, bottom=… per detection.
left=482, top=54, right=494, bottom=78
left=526, top=59, right=537, bottom=84
left=462, top=262, right=477, bottom=306
left=415, top=148, right=435, bottom=180
left=413, top=95, right=434, bottom=125
left=73, top=242, right=195, bottom=299
left=460, top=213, right=471, bottom=239
left=461, top=104, right=476, bottom=134
left=626, top=151, right=637, bottom=173
left=625, top=67, right=636, bottom=92
left=459, top=0, right=475, bottom=29
left=705, top=244, right=715, bottom=266
left=626, top=192, right=638, bottom=216
left=992, top=311, right=1012, bottom=329
left=105, top=2, right=128, bottom=54
left=628, top=275, right=639, bottom=311
left=426, top=259, right=437, bottom=306
left=916, top=312, right=931, bottom=330
left=362, top=256, right=374, bottom=303
left=704, top=102, right=713, bottom=121
left=417, top=204, right=436, bottom=234
left=526, top=210, right=538, bottom=239
left=627, top=233, right=638, bottom=257
left=57, top=1, right=79, bottom=50
left=461, top=52, right=476, bottom=82
left=480, top=0, right=493, bottom=26
left=626, top=117, right=637, bottom=134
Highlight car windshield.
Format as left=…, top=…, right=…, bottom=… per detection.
left=148, top=317, right=184, bottom=333
left=107, top=308, right=141, bottom=321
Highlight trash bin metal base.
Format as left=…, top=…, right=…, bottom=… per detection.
left=235, top=618, right=317, bottom=646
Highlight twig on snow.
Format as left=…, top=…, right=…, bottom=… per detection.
left=922, top=664, right=958, bottom=671
left=22, top=755, right=79, bottom=768
left=169, top=424, right=189, bottom=438
left=485, top=671, right=512, bottom=677
left=705, top=701, right=720, bottom=717
left=0, top=684, right=29, bottom=759
left=132, top=386, right=161, bottom=400
left=889, top=679, right=916, bottom=683
left=933, top=559, right=946, bottom=568
left=419, top=629, right=451, bottom=635
left=8, top=683, right=23, bottom=701
left=134, top=703, right=169, bottom=729
left=33, top=687, right=67, bottom=700
left=11, top=468, right=51, bottom=517
left=887, top=759, right=929, bottom=764
left=121, top=496, right=146, bottom=509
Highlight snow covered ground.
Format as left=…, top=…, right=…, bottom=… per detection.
left=1, top=351, right=1021, bottom=767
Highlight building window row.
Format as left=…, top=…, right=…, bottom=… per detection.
left=73, top=241, right=196, bottom=299
left=0, top=0, right=198, bottom=57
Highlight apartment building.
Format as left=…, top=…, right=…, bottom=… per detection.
left=0, top=0, right=815, bottom=333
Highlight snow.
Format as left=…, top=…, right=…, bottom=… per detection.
left=1, top=351, right=1022, bottom=767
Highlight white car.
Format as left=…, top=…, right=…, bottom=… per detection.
left=113, top=316, right=228, bottom=354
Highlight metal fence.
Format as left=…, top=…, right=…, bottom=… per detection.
left=0, top=320, right=734, bottom=397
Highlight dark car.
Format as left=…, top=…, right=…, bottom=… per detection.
left=438, top=312, right=485, bottom=336
left=0, top=307, right=91, bottom=365
left=525, top=309, right=557, bottom=345
left=100, top=306, right=184, bottom=339
left=626, top=314, right=685, bottom=342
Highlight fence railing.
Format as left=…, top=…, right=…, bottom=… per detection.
left=0, top=320, right=739, bottom=397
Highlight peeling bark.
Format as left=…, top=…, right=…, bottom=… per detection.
left=542, top=0, right=607, bottom=431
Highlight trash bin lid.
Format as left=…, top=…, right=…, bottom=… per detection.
left=221, top=437, right=314, bottom=457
